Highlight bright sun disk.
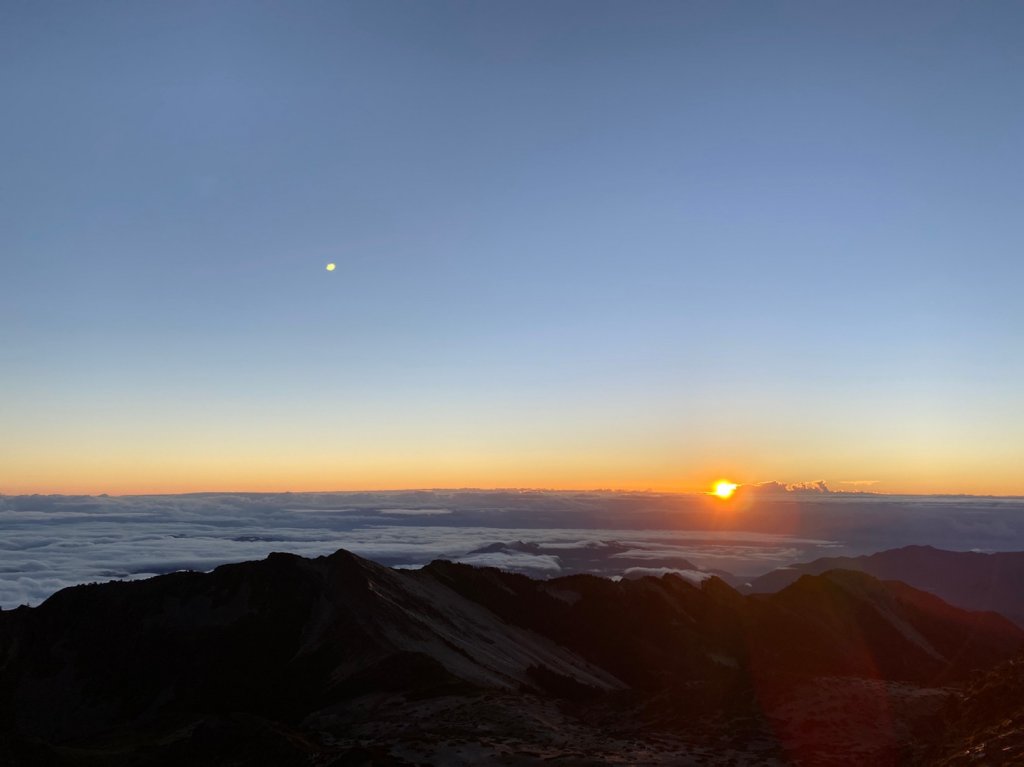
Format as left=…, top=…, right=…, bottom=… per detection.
left=713, top=481, right=738, bottom=499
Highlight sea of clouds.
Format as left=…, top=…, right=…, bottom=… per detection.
left=2, top=487, right=1023, bottom=608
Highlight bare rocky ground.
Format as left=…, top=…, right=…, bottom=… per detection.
left=306, top=678, right=952, bottom=766
left=11, top=675, right=994, bottom=766
left=925, top=657, right=1024, bottom=766
left=312, top=691, right=787, bottom=765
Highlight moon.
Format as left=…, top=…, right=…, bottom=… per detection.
left=325, top=263, right=336, bottom=272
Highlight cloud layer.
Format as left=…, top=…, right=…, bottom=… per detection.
left=2, top=489, right=1023, bottom=608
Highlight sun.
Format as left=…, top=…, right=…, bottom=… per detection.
left=326, top=263, right=336, bottom=271
left=712, top=480, right=738, bottom=500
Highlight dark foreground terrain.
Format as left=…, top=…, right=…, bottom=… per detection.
left=2, top=549, right=1023, bottom=765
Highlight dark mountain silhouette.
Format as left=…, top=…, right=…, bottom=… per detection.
left=747, top=545, right=1024, bottom=626
left=0, top=548, right=1020, bottom=765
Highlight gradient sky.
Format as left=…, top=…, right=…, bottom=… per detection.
left=3, top=1, right=1022, bottom=495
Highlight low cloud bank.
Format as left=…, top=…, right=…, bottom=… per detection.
left=2, top=490, right=1023, bottom=608
left=623, top=567, right=713, bottom=584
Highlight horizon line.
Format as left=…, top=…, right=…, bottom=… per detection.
left=3, top=486, right=1024, bottom=501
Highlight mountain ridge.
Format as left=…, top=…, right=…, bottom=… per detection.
left=1, top=547, right=1021, bottom=765
left=747, top=545, right=1024, bottom=627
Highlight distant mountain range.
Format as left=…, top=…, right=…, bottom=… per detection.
left=2, top=547, right=1022, bottom=765
left=746, top=545, right=1024, bottom=627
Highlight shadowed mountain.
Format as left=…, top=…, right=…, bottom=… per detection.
left=426, top=562, right=1021, bottom=689
left=746, top=545, right=1024, bottom=626
left=0, top=549, right=1021, bottom=765
left=749, top=570, right=1022, bottom=684
left=0, top=550, right=619, bottom=745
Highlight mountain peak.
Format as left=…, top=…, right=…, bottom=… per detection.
left=3, top=548, right=1022, bottom=765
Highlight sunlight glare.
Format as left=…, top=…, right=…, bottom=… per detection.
left=713, top=480, right=738, bottom=500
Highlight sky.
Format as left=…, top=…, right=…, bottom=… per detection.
left=2, top=1, right=1022, bottom=495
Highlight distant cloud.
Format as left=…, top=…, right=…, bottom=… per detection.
left=838, top=480, right=881, bottom=487
left=749, top=480, right=832, bottom=495
left=453, top=552, right=562, bottom=573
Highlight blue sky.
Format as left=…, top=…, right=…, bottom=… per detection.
left=2, top=1, right=1022, bottom=493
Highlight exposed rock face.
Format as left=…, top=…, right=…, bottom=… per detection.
left=0, top=549, right=1021, bottom=765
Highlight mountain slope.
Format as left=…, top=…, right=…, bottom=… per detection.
left=747, top=546, right=1024, bottom=626
left=0, top=549, right=620, bottom=746
left=0, top=549, right=1021, bottom=765
left=748, top=570, right=1021, bottom=684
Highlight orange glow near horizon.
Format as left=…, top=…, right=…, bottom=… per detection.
left=3, top=452, right=1024, bottom=498
left=4, top=471, right=1024, bottom=497
left=6, top=389, right=1024, bottom=497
